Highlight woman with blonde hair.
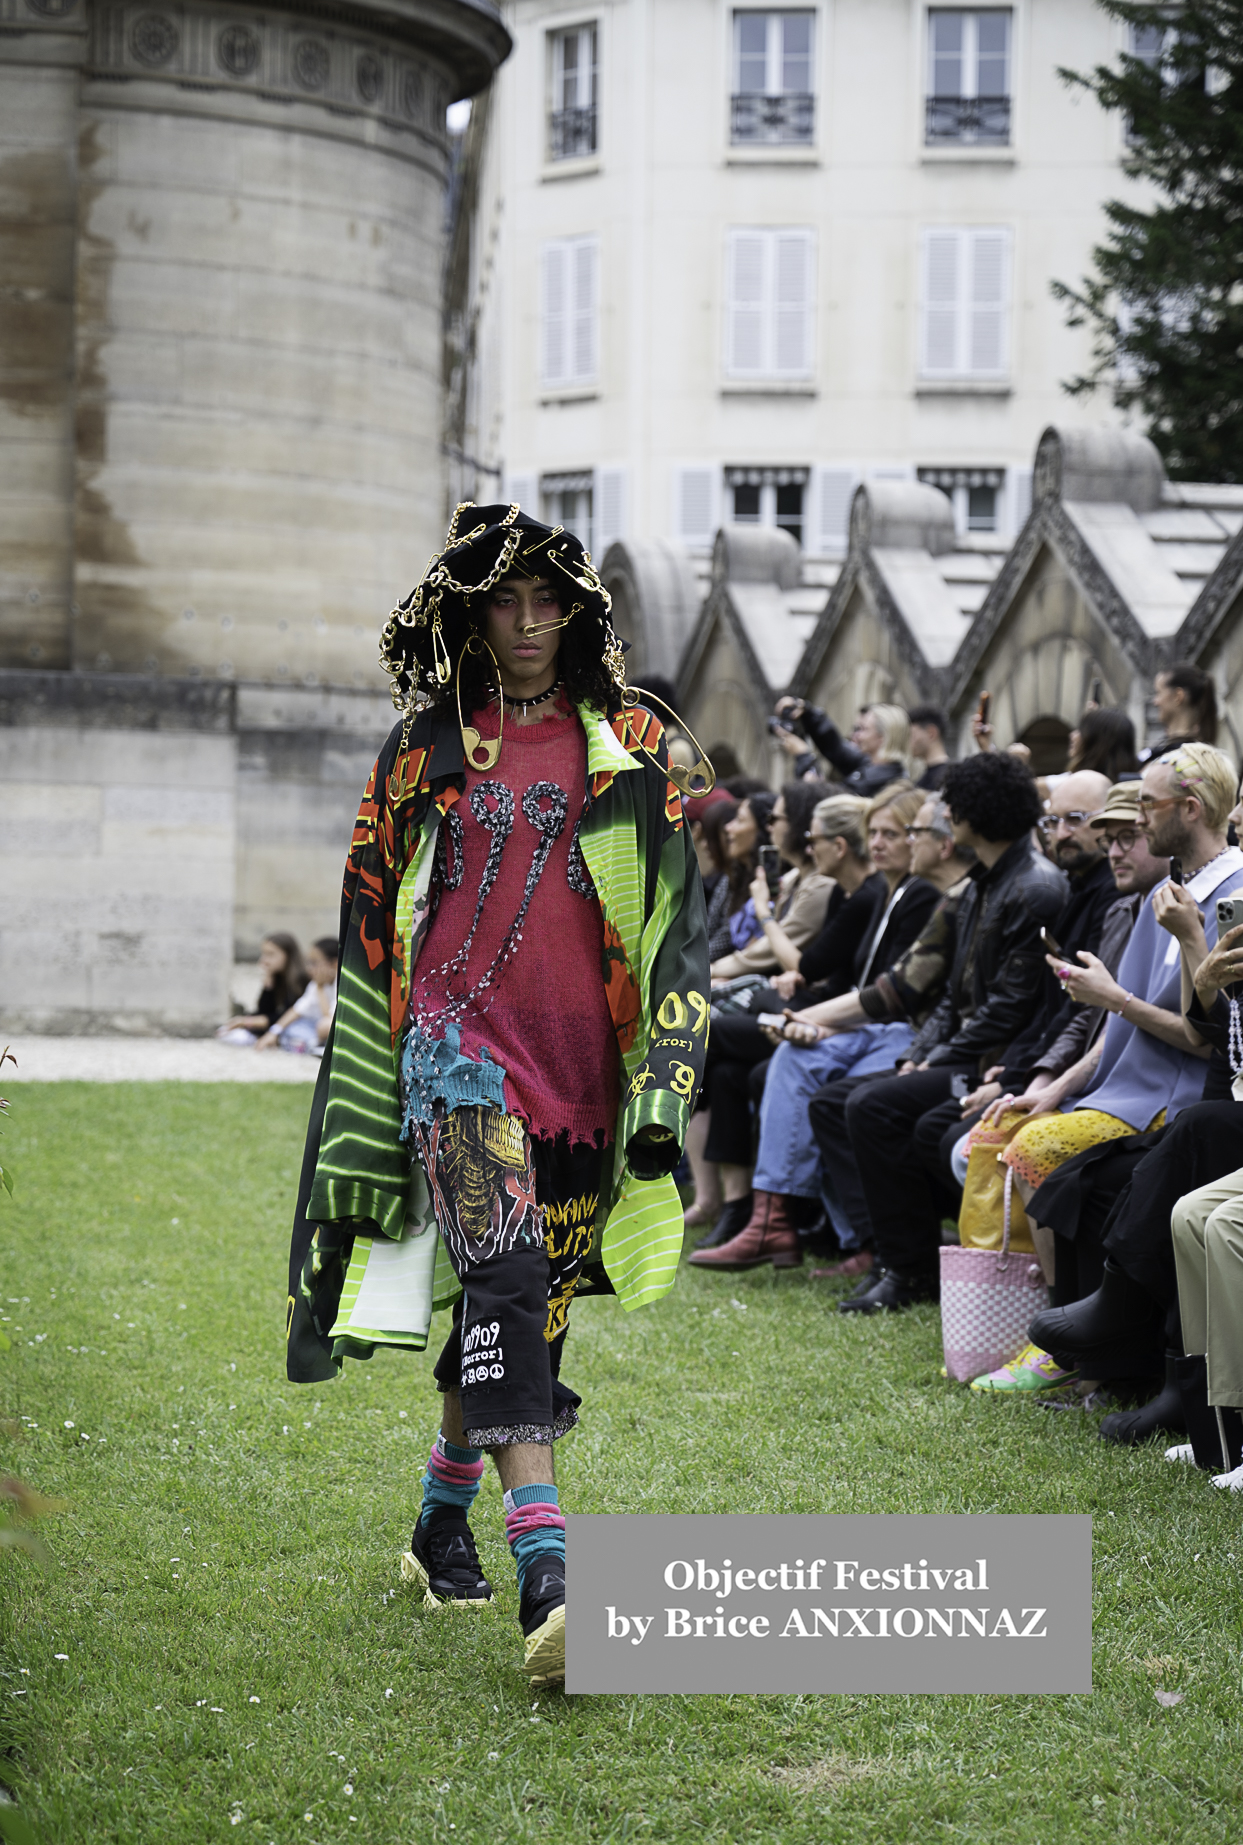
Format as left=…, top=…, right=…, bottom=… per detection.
left=774, top=695, right=909, bottom=797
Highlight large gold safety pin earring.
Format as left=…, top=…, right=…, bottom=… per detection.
left=623, top=685, right=717, bottom=798
left=457, top=634, right=503, bottom=771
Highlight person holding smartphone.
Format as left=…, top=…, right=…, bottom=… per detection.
left=708, top=782, right=833, bottom=982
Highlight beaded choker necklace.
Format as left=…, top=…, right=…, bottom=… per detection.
left=495, top=679, right=562, bottom=717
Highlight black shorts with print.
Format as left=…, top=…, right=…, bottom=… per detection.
left=417, top=1106, right=609, bottom=1447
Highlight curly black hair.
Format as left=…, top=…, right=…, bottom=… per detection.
left=942, top=752, right=1042, bottom=842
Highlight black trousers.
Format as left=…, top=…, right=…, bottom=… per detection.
left=808, top=1072, right=886, bottom=1243
left=702, top=1008, right=775, bottom=1165
left=845, top=1067, right=974, bottom=1274
left=1102, top=1102, right=1243, bottom=1306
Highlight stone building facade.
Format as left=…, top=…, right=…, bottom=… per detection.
left=0, top=0, right=508, bottom=1031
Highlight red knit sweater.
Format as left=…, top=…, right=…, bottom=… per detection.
left=411, top=700, right=620, bottom=1143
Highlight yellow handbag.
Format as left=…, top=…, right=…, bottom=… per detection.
left=956, top=1113, right=1036, bottom=1254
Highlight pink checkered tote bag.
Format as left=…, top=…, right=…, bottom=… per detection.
left=940, top=1170, right=1047, bottom=1383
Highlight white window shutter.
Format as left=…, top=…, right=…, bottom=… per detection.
left=675, top=466, right=717, bottom=548
left=774, top=231, right=813, bottom=376
left=595, top=466, right=626, bottom=552
left=1009, top=466, right=1033, bottom=533
left=505, top=472, right=537, bottom=513
left=922, top=229, right=962, bottom=375
left=815, top=467, right=858, bottom=555
left=968, top=229, right=1009, bottom=376
left=542, top=242, right=568, bottom=385
left=572, top=238, right=598, bottom=383
left=727, top=231, right=766, bottom=376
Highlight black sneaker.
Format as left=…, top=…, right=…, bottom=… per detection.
left=518, top=1553, right=565, bottom=1686
left=400, top=1506, right=494, bottom=1609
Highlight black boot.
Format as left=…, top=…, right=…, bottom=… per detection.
left=1029, top=1260, right=1163, bottom=1366
left=1175, top=1356, right=1243, bottom=1470
left=1099, top=1352, right=1187, bottom=1447
left=694, top=1195, right=752, bottom=1249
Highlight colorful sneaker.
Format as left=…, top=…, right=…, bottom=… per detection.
left=969, top=1343, right=1078, bottom=1394
left=519, top=1554, right=565, bottom=1687
left=400, top=1507, right=493, bottom=1608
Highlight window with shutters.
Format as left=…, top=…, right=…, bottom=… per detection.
left=919, top=227, right=1010, bottom=380
left=541, top=237, right=599, bottom=389
left=917, top=465, right=1005, bottom=533
left=548, top=24, right=598, bottom=160
left=725, top=228, right=815, bottom=379
left=725, top=467, right=807, bottom=548
left=732, top=11, right=815, bottom=144
left=926, top=10, right=1011, bottom=144
left=541, top=471, right=594, bottom=555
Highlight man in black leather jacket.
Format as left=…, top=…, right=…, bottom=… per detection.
left=839, top=753, right=1067, bottom=1313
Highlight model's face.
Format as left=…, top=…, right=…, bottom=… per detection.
left=259, top=939, right=286, bottom=976
left=867, top=806, right=912, bottom=877
left=1102, top=821, right=1167, bottom=894
left=724, top=801, right=758, bottom=859
left=1153, top=673, right=1188, bottom=731
left=907, top=802, right=947, bottom=878
left=485, top=577, right=564, bottom=688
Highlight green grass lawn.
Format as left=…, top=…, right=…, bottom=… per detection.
left=1, top=1084, right=1241, bottom=1843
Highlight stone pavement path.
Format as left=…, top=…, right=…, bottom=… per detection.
left=1, top=1037, right=320, bottom=1083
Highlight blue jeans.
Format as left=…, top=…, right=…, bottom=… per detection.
left=752, top=1023, right=913, bottom=1203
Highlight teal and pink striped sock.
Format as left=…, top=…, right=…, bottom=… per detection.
left=419, top=1432, right=484, bottom=1523
left=503, top=1483, right=565, bottom=1594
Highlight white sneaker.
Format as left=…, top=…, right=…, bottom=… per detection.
left=1164, top=1443, right=1195, bottom=1463
left=1212, top=1460, right=1243, bottom=1492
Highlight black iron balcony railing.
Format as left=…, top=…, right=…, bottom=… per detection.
left=730, top=91, right=815, bottom=145
left=548, top=106, right=597, bottom=160
left=925, top=94, right=1011, bottom=144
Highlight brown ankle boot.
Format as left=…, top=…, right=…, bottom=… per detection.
left=687, top=1191, right=802, bottom=1270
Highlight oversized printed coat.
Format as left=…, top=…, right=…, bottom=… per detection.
left=286, top=696, right=710, bottom=1382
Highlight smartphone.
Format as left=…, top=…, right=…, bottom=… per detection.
left=1217, top=897, right=1243, bottom=935
left=1041, top=926, right=1064, bottom=958
left=1168, top=857, right=1183, bottom=886
left=758, top=844, right=781, bottom=895
left=1090, top=676, right=1103, bottom=705
left=756, top=1012, right=789, bottom=1031
left=976, top=690, right=991, bottom=726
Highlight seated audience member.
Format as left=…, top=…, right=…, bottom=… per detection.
left=258, top=937, right=338, bottom=1054
left=218, top=932, right=307, bottom=1047
left=775, top=696, right=910, bottom=798
left=1019, top=762, right=1243, bottom=1442
left=687, top=789, right=736, bottom=906
left=796, top=797, right=979, bottom=1279
left=710, top=782, right=832, bottom=982
left=1143, top=660, right=1218, bottom=761
left=704, top=794, right=772, bottom=962
left=689, top=794, right=878, bottom=1247
left=950, top=771, right=1117, bottom=1128
left=908, top=705, right=952, bottom=792
left=1067, top=707, right=1140, bottom=783
left=690, top=787, right=935, bottom=1270
left=836, top=752, right=1067, bottom=1314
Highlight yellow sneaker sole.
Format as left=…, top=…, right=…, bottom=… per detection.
left=400, top=1549, right=493, bottom=1610
left=523, top=1602, right=565, bottom=1687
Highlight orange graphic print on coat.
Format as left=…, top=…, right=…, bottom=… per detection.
left=602, top=917, right=642, bottom=1056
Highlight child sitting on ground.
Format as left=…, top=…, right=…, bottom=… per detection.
left=256, top=938, right=338, bottom=1054
left=218, top=933, right=307, bottom=1047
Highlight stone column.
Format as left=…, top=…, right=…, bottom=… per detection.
left=71, top=0, right=508, bottom=690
